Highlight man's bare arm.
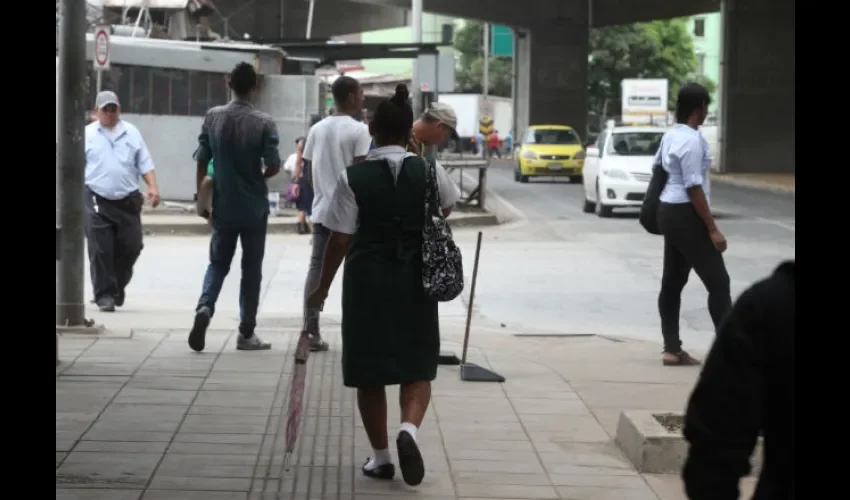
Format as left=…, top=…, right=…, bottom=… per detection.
left=196, top=160, right=207, bottom=193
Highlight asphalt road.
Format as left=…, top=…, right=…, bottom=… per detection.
left=484, top=159, right=795, bottom=228
left=450, top=159, right=795, bottom=351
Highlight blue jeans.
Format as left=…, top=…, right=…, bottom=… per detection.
left=196, top=218, right=268, bottom=335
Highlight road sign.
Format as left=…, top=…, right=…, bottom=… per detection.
left=490, top=25, right=514, bottom=58
left=479, top=99, right=493, bottom=118
left=621, top=79, right=668, bottom=124
left=93, top=26, right=111, bottom=71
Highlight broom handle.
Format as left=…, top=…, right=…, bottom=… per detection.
left=461, top=231, right=483, bottom=364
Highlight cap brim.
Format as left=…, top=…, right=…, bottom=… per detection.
left=97, top=101, right=119, bottom=109
left=447, top=125, right=459, bottom=140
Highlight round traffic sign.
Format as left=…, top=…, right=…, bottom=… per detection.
left=94, top=28, right=110, bottom=67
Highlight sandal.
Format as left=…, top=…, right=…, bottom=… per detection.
left=662, top=350, right=701, bottom=366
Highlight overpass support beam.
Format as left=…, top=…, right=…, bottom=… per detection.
left=721, top=0, right=795, bottom=174
left=514, top=10, right=590, bottom=141
left=214, top=0, right=406, bottom=42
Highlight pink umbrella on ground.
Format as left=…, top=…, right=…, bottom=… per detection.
left=283, top=309, right=319, bottom=470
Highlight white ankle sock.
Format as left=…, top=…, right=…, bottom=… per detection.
left=364, top=448, right=392, bottom=471
left=400, top=422, right=418, bottom=442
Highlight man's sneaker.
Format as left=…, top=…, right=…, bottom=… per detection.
left=188, top=306, right=211, bottom=352
left=309, top=334, right=329, bottom=352
left=97, top=297, right=116, bottom=312
left=237, top=334, right=272, bottom=351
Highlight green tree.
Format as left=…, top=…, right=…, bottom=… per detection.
left=453, top=21, right=513, bottom=97
left=588, top=18, right=715, bottom=118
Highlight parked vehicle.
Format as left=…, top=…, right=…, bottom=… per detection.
left=582, top=126, right=666, bottom=217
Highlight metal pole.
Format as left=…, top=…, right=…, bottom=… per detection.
left=56, top=0, right=88, bottom=327
left=482, top=23, right=490, bottom=99
left=305, top=0, right=316, bottom=39
left=461, top=231, right=484, bottom=364
left=411, top=0, right=423, bottom=116
left=96, top=69, right=102, bottom=93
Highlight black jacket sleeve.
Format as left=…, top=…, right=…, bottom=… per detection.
left=682, top=282, right=768, bottom=500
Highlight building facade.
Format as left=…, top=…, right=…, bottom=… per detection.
left=355, top=14, right=457, bottom=76
left=687, top=12, right=722, bottom=114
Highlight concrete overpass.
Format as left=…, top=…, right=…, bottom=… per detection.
left=214, top=0, right=794, bottom=174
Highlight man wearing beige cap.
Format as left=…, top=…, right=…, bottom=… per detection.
left=409, top=101, right=460, bottom=162
left=408, top=101, right=462, bottom=208
left=84, top=90, right=160, bottom=312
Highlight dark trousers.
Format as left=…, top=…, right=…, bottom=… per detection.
left=84, top=187, right=144, bottom=302
left=196, top=218, right=268, bottom=335
left=302, top=223, right=331, bottom=336
left=657, top=202, right=732, bottom=353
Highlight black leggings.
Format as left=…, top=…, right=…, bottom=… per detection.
left=657, top=202, right=732, bottom=353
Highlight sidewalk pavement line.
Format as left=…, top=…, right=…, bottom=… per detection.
left=754, top=216, right=795, bottom=233
left=142, top=213, right=499, bottom=236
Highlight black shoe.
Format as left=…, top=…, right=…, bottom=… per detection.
left=297, top=222, right=306, bottom=234
left=115, top=289, right=125, bottom=307
left=188, top=306, right=211, bottom=352
left=361, top=458, right=395, bottom=480
left=396, top=430, right=425, bottom=486
left=97, top=297, right=116, bottom=312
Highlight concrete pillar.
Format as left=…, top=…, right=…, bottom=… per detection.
left=513, top=29, right=531, bottom=143
left=525, top=7, right=590, bottom=141
left=720, top=0, right=795, bottom=174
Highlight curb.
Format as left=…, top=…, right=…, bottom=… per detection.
left=142, top=213, right=500, bottom=236
left=710, top=175, right=795, bottom=195
left=459, top=171, right=527, bottom=224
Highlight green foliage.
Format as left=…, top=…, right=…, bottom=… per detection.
left=453, top=22, right=513, bottom=97
left=589, top=18, right=712, bottom=116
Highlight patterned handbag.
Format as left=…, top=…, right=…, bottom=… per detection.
left=420, top=156, right=464, bottom=302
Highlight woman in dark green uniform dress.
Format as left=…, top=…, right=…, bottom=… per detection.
left=306, top=84, right=460, bottom=487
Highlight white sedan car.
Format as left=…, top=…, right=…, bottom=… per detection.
left=582, top=126, right=667, bottom=217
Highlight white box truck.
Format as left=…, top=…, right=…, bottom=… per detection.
left=437, top=93, right=513, bottom=153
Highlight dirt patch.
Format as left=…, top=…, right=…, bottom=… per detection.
left=654, top=413, right=684, bottom=434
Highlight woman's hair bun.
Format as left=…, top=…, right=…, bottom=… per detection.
left=392, top=83, right=410, bottom=103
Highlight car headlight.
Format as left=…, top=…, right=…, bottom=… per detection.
left=574, top=150, right=586, bottom=160
left=602, top=168, right=629, bottom=180
left=521, top=150, right=538, bottom=160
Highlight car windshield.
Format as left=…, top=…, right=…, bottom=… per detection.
left=526, top=129, right=580, bottom=145
left=608, top=132, right=664, bottom=156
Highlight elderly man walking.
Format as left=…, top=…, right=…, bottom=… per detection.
left=84, top=90, right=160, bottom=312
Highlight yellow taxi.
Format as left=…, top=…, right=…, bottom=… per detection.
left=513, top=125, right=586, bottom=183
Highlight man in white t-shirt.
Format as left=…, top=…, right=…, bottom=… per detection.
left=301, top=75, right=372, bottom=351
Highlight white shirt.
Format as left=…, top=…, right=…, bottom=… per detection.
left=324, top=145, right=462, bottom=235
left=283, top=152, right=298, bottom=173
left=657, top=124, right=712, bottom=205
left=302, top=115, right=372, bottom=225
left=84, top=120, right=155, bottom=200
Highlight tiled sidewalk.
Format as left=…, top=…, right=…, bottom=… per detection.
left=57, top=323, right=756, bottom=500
